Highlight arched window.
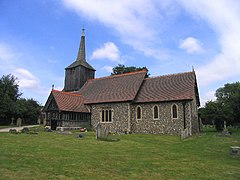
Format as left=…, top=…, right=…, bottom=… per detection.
left=172, top=104, right=178, bottom=119
left=136, top=106, right=142, bottom=120
left=153, top=105, right=159, bottom=119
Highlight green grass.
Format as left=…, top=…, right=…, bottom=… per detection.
left=0, top=128, right=239, bottom=180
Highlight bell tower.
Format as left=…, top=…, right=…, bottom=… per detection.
left=64, top=29, right=95, bottom=92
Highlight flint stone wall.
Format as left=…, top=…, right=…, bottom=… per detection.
left=189, top=97, right=200, bottom=134
left=90, top=102, right=130, bottom=133
left=90, top=100, right=199, bottom=135
left=131, top=100, right=198, bottom=135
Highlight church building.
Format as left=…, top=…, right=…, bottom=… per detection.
left=44, top=29, right=201, bottom=136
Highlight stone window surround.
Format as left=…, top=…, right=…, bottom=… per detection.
left=152, top=105, right=160, bottom=120
left=171, top=104, right=178, bottom=119
left=100, top=107, right=113, bottom=123
left=136, top=105, right=142, bottom=120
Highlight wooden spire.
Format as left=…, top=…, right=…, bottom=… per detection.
left=77, top=28, right=86, bottom=62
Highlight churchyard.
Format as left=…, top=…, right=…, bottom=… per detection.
left=0, top=126, right=239, bottom=179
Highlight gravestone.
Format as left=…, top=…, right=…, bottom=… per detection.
left=230, top=146, right=240, bottom=156
left=96, top=123, right=102, bottom=140
left=21, top=127, right=29, bottom=133
left=11, top=117, right=14, bottom=125
left=224, top=121, right=227, bottom=129
left=16, top=118, right=22, bottom=127
left=78, top=134, right=85, bottom=138
left=105, top=127, right=110, bottom=139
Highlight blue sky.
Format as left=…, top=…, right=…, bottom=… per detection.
left=0, top=0, right=240, bottom=106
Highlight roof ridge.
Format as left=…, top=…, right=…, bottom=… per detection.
left=52, top=89, right=82, bottom=97
left=88, top=70, right=147, bottom=81
left=145, top=71, right=194, bottom=80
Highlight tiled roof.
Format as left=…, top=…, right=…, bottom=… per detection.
left=51, top=90, right=89, bottom=112
left=134, top=71, right=197, bottom=103
left=77, top=70, right=147, bottom=104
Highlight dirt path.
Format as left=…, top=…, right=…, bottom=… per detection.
left=0, top=125, right=40, bottom=132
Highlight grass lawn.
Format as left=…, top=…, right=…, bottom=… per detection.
left=0, top=127, right=239, bottom=180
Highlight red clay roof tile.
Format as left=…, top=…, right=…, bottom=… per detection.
left=134, top=71, right=197, bottom=103
left=51, top=90, right=88, bottom=112
left=77, top=70, right=147, bottom=104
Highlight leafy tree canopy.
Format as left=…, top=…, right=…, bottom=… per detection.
left=0, top=74, right=41, bottom=125
left=111, top=64, right=150, bottom=77
left=200, top=82, right=240, bottom=131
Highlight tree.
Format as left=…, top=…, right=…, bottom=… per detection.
left=200, top=82, right=240, bottom=131
left=0, top=74, right=22, bottom=125
left=111, top=64, right=150, bottom=77
left=16, top=98, right=41, bottom=125
left=215, top=82, right=240, bottom=125
left=199, top=101, right=225, bottom=131
left=0, top=74, right=41, bottom=125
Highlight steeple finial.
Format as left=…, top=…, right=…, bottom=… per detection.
left=192, top=66, right=195, bottom=72
left=77, top=28, right=86, bottom=62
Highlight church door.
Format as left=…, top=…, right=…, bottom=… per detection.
left=51, top=120, right=57, bottom=130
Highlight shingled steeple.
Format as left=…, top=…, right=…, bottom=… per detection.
left=77, top=29, right=86, bottom=62
left=64, top=29, right=95, bottom=92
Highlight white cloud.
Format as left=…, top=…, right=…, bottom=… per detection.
left=179, top=37, right=204, bottom=54
left=102, top=66, right=113, bottom=73
left=91, top=42, right=123, bottom=63
left=179, top=0, right=240, bottom=85
left=200, top=91, right=216, bottom=107
left=62, top=0, right=168, bottom=60
left=13, top=68, right=39, bottom=89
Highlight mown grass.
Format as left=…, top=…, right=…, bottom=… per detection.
left=0, top=127, right=239, bottom=180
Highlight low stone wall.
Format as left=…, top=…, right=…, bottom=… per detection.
left=62, top=120, right=89, bottom=127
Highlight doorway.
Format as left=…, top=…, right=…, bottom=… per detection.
left=51, top=120, right=57, bottom=130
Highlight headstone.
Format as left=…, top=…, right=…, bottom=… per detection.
left=105, top=127, right=110, bottom=139
left=181, top=129, right=188, bottom=139
left=16, top=118, right=22, bottom=127
left=37, top=117, right=41, bottom=124
left=96, top=123, right=102, bottom=140
left=11, top=117, right=14, bottom=125
left=230, top=146, right=240, bottom=156
left=21, top=127, right=29, bottom=133
left=224, top=121, right=227, bottom=129
left=222, top=129, right=230, bottom=136
left=45, top=127, right=52, bottom=132
left=78, top=134, right=85, bottom=138
left=9, top=129, right=17, bottom=133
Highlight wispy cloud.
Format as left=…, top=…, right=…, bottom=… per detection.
left=179, top=37, right=204, bottom=54
left=179, top=0, right=240, bottom=85
left=91, top=42, right=123, bottom=63
left=13, top=68, right=39, bottom=88
left=62, top=0, right=168, bottom=60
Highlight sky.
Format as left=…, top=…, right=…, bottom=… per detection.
left=0, top=0, right=240, bottom=106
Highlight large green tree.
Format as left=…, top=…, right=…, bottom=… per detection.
left=111, top=64, right=150, bottom=77
left=16, top=98, right=41, bottom=125
left=200, top=82, right=240, bottom=131
left=0, top=74, right=41, bottom=125
left=215, top=82, right=240, bottom=125
left=0, top=74, right=21, bottom=124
